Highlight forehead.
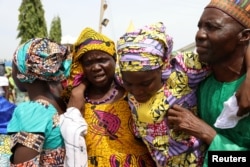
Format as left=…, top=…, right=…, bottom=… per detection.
left=200, top=8, right=235, bottom=23
left=81, top=50, right=111, bottom=60
left=122, top=70, right=160, bottom=83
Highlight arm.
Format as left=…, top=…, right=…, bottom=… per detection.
left=12, top=133, right=44, bottom=164
left=168, top=105, right=249, bottom=167
left=236, top=45, right=250, bottom=116
left=168, top=104, right=249, bottom=149
left=61, top=82, right=88, bottom=167
left=67, top=83, right=87, bottom=112
left=168, top=104, right=216, bottom=145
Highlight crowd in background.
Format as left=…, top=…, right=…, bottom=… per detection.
left=0, top=62, right=29, bottom=104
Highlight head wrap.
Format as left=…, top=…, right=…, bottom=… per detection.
left=66, top=27, right=116, bottom=86
left=62, top=27, right=116, bottom=101
left=205, top=0, right=250, bottom=28
left=13, top=38, right=72, bottom=83
left=115, top=22, right=173, bottom=85
left=117, top=22, right=173, bottom=72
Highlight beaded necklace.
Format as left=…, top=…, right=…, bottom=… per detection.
left=85, top=83, right=118, bottom=105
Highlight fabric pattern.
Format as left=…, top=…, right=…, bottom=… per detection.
left=7, top=100, right=65, bottom=166
left=13, top=38, right=72, bottom=83
left=206, top=0, right=250, bottom=28
left=84, top=96, right=156, bottom=167
left=115, top=22, right=173, bottom=85
left=10, top=148, right=65, bottom=167
left=0, top=134, right=11, bottom=167
left=127, top=52, right=210, bottom=167
left=117, top=22, right=171, bottom=71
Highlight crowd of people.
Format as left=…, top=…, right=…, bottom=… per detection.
left=0, top=0, right=250, bottom=166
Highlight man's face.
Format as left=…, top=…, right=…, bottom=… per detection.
left=195, top=8, right=244, bottom=64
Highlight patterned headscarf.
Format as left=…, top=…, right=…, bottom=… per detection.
left=205, top=0, right=250, bottom=28
left=115, top=22, right=173, bottom=84
left=13, top=38, right=72, bottom=83
left=61, top=27, right=116, bottom=101
left=65, top=27, right=116, bottom=88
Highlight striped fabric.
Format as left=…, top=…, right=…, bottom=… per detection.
left=206, top=0, right=250, bottom=28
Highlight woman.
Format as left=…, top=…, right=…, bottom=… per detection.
left=0, top=62, right=16, bottom=166
left=64, top=27, right=156, bottom=167
left=115, top=22, right=250, bottom=166
left=7, top=38, right=72, bottom=166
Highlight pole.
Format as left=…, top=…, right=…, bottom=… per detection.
left=99, top=0, right=108, bottom=33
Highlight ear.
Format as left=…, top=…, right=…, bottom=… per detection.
left=239, top=29, right=250, bottom=42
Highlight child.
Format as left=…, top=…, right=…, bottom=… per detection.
left=116, top=21, right=250, bottom=167
left=7, top=38, right=73, bottom=166
left=115, top=22, right=209, bottom=166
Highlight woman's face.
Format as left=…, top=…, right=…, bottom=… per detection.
left=80, top=50, right=116, bottom=88
left=121, top=68, right=163, bottom=103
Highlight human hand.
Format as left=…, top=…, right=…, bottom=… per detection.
left=168, top=104, right=216, bottom=145
left=67, top=83, right=87, bottom=111
left=237, top=45, right=250, bottom=116
left=235, top=77, right=250, bottom=116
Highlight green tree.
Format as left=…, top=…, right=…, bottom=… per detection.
left=17, top=0, right=48, bottom=44
left=49, top=16, right=62, bottom=43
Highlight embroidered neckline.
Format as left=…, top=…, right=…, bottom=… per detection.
left=35, top=99, right=50, bottom=108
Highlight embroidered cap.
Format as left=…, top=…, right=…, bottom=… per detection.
left=205, top=0, right=250, bottom=28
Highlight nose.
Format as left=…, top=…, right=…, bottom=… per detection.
left=195, top=28, right=207, bottom=42
left=91, top=63, right=102, bottom=72
left=129, top=86, right=144, bottom=97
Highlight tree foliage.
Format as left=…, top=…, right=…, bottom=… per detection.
left=49, top=16, right=62, bottom=44
left=17, top=0, right=48, bottom=44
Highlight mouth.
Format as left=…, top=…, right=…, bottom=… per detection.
left=93, top=74, right=106, bottom=82
left=196, top=45, right=208, bottom=55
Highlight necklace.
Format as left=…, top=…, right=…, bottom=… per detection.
left=85, top=83, right=118, bottom=105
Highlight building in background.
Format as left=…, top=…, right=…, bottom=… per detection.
left=175, top=42, right=195, bottom=52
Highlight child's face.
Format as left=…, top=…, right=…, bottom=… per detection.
left=121, top=68, right=163, bottom=103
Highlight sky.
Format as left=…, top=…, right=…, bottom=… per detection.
left=0, top=0, right=210, bottom=60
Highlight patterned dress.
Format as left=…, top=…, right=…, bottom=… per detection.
left=84, top=95, right=156, bottom=167
left=7, top=99, right=65, bottom=166
left=128, top=52, right=210, bottom=167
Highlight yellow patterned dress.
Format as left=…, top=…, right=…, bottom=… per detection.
left=83, top=96, right=156, bottom=167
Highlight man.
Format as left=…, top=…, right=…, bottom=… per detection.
left=168, top=0, right=250, bottom=166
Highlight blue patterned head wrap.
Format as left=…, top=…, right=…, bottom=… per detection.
left=13, top=38, right=72, bottom=83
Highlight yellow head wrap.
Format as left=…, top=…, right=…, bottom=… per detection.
left=62, top=27, right=116, bottom=101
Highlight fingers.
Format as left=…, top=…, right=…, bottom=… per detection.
left=67, top=83, right=86, bottom=110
